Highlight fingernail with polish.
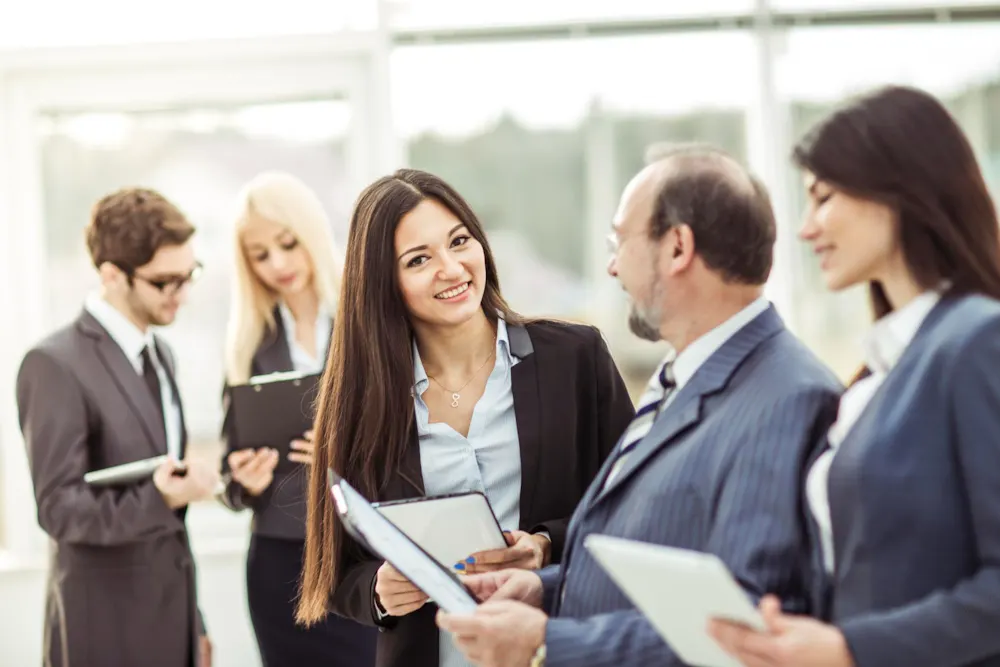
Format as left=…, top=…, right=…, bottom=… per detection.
left=453, top=563, right=466, bottom=571
left=465, top=557, right=475, bottom=564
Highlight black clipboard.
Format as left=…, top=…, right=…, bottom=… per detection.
left=229, top=371, right=320, bottom=472
left=328, top=470, right=478, bottom=614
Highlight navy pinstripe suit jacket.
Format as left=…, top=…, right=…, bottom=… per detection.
left=538, top=305, right=842, bottom=667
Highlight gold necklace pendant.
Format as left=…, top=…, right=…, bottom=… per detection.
left=450, top=393, right=460, bottom=408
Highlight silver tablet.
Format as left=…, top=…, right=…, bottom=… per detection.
left=374, top=492, right=507, bottom=568
left=84, top=455, right=172, bottom=486
left=585, top=534, right=765, bottom=667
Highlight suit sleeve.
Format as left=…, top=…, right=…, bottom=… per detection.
left=701, top=387, right=837, bottom=615
left=330, top=532, right=396, bottom=629
left=17, top=349, right=184, bottom=546
left=543, top=386, right=839, bottom=667
left=538, top=564, right=564, bottom=614
left=838, top=321, right=1000, bottom=667
left=532, top=329, right=635, bottom=562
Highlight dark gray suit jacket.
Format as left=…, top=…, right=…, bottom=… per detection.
left=16, top=309, right=202, bottom=667
left=539, top=305, right=843, bottom=667
left=219, top=309, right=327, bottom=539
left=814, top=294, right=1000, bottom=667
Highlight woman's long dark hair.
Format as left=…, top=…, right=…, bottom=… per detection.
left=297, top=168, right=522, bottom=624
left=793, top=85, right=1000, bottom=323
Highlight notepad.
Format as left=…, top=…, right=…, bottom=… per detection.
left=585, top=535, right=765, bottom=667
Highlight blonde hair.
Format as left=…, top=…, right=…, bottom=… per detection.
left=224, top=171, right=342, bottom=385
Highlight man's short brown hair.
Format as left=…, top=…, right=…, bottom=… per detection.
left=648, top=144, right=776, bottom=286
left=86, top=188, right=195, bottom=271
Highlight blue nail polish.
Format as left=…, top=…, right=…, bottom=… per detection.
left=454, top=563, right=466, bottom=571
left=465, top=557, right=475, bottom=564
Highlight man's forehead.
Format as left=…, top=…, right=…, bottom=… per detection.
left=616, top=162, right=672, bottom=224
left=141, top=243, right=195, bottom=273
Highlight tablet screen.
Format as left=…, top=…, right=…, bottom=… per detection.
left=375, top=493, right=508, bottom=568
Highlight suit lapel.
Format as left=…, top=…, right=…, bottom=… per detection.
left=592, top=305, right=786, bottom=506
left=508, top=324, right=541, bottom=527
left=154, top=336, right=188, bottom=459
left=593, top=387, right=703, bottom=503
left=78, top=311, right=166, bottom=457
left=397, top=428, right=426, bottom=498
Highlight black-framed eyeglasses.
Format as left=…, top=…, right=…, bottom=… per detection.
left=123, top=262, right=203, bottom=295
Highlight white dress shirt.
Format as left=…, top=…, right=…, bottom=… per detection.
left=278, top=301, right=332, bottom=375
left=806, top=289, right=943, bottom=573
left=85, top=293, right=183, bottom=460
left=412, top=318, right=521, bottom=667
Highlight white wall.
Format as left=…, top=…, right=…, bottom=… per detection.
left=0, top=506, right=262, bottom=667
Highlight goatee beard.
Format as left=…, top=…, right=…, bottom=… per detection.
left=628, top=307, right=661, bottom=342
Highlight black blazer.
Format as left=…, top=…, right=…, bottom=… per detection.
left=331, top=320, right=636, bottom=667
left=220, top=308, right=331, bottom=540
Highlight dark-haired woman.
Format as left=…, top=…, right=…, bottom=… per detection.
left=295, top=168, right=635, bottom=667
left=711, top=86, right=1000, bottom=667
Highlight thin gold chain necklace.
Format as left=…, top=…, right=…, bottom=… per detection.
left=427, top=334, right=497, bottom=408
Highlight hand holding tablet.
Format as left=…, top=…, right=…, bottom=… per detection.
left=585, top=534, right=766, bottom=667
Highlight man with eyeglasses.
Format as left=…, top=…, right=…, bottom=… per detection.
left=16, top=188, right=218, bottom=667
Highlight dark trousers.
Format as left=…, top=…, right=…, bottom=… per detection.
left=247, top=534, right=377, bottom=667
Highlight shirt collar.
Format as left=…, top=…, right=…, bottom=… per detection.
left=84, top=292, right=155, bottom=365
left=863, top=289, right=943, bottom=373
left=669, top=296, right=771, bottom=392
left=278, top=301, right=332, bottom=335
left=412, top=318, right=514, bottom=394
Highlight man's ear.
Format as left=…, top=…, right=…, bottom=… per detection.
left=97, top=261, right=126, bottom=288
left=666, top=224, right=696, bottom=275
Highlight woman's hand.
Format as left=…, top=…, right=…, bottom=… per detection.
left=289, top=429, right=315, bottom=465
left=709, top=595, right=855, bottom=667
left=227, top=448, right=278, bottom=496
left=374, top=561, right=429, bottom=617
left=458, top=530, right=551, bottom=574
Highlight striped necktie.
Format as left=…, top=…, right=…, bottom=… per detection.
left=603, top=356, right=677, bottom=488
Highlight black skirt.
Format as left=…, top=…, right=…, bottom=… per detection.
left=247, top=534, right=377, bottom=667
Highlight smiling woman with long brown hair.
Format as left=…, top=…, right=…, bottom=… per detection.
left=296, top=168, right=634, bottom=667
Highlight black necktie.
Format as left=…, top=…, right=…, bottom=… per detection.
left=141, top=346, right=166, bottom=438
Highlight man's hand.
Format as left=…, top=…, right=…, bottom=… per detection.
left=227, top=448, right=278, bottom=496
left=154, top=458, right=219, bottom=510
left=288, top=429, right=315, bottom=465
left=460, top=530, right=551, bottom=573
left=375, top=561, right=429, bottom=617
left=198, top=634, right=212, bottom=667
left=437, top=601, right=547, bottom=667
left=462, top=569, right=545, bottom=608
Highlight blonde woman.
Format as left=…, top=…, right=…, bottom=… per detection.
left=220, top=172, right=376, bottom=667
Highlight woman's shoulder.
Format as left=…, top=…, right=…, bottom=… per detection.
left=921, top=293, right=1000, bottom=365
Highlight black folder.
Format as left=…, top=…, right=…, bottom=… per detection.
left=229, top=371, right=321, bottom=472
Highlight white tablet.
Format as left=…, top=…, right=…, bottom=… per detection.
left=84, top=455, right=172, bottom=486
left=584, top=535, right=765, bottom=667
left=374, top=492, right=507, bottom=569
